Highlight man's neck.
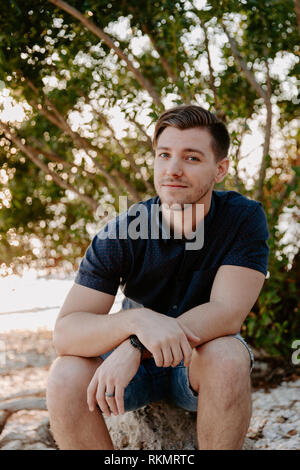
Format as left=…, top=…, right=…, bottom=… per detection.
left=161, top=191, right=213, bottom=239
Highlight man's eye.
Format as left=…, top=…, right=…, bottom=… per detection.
left=187, top=156, right=200, bottom=161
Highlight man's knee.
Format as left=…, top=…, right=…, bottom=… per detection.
left=189, top=337, right=251, bottom=394
left=197, top=337, right=249, bottom=370
left=46, top=355, right=101, bottom=408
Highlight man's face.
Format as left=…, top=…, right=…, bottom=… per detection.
left=154, top=126, right=227, bottom=208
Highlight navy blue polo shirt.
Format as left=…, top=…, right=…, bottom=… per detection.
left=74, top=190, right=269, bottom=317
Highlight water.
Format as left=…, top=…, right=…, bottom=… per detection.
left=0, top=272, right=123, bottom=333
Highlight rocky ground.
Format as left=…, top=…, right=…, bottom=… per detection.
left=0, top=328, right=299, bottom=450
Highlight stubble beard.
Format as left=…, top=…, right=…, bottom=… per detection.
left=157, top=178, right=215, bottom=211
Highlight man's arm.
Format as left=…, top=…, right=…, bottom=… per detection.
left=177, top=265, right=266, bottom=345
left=54, top=281, right=199, bottom=364
left=53, top=283, right=141, bottom=357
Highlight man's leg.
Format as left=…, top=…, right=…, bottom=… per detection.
left=46, top=355, right=114, bottom=450
left=188, top=336, right=252, bottom=450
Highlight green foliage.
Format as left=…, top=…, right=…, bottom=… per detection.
left=244, top=217, right=299, bottom=357
left=0, top=0, right=299, bottom=358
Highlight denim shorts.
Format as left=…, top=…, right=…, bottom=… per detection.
left=100, top=333, right=254, bottom=413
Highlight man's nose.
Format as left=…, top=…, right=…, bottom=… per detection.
left=166, top=157, right=183, bottom=177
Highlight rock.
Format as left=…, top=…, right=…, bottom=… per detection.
left=243, top=438, right=256, bottom=450
left=0, top=410, right=11, bottom=434
left=0, top=410, right=58, bottom=450
left=1, top=439, right=24, bottom=450
left=35, top=418, right=58, bottom=449
left=0, top=402, right=254, bottom=450
left=1, top=325, right=298, bottom=450
left=105, top=401, right=197, bottom=450
left=0, top=397, right=46, bottom=413
left=104, top=401, right=255, bottom=450
left=250, top=379, right=300, bottom=449
left=23, top=442, right=53, bottom=450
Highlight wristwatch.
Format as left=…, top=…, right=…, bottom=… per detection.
left=129, top=335, right=145, bottom=361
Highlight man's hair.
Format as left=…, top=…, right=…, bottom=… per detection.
left=152, top=104, right=230, bottom=162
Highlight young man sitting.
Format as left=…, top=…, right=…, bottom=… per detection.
left=46, top=104, right=269, bottom=450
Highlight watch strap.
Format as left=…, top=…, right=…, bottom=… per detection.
left=129, top=335, right=144, bottom=361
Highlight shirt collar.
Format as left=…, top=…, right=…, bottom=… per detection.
left=152, top=191, right=216, bottom=244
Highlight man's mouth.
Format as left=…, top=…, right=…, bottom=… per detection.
left=161, top=183, right=188, bottom=188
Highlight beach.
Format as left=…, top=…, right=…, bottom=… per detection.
left=0, top=274, right=299, bottom=450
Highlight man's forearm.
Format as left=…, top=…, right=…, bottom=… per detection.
left=53, top=308, right=140, bottom=357
left=114, top=302, right=236, bottom=361
left=177, top=300, right=243, bottom=347
left=53, top=300, right=239, bottom=359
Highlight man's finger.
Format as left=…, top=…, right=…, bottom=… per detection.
left=96, top=382, right=111, bottom=417
left=115, top=386, right=125, bottom=415
left=86, top=371, right=98, bottom=412
left=105, top=386, right=118, bottom=416
left=162, top=345, right=173, bottom=367
left=180, top=335, right=193, bottom=367
left=171, top=343, right=184, bottom=367
left=153, top=347, right=164, bottom=368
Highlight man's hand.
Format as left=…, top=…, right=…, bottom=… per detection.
left=86, top=339, right=141, bottom=417
left=133, top=309, right=200, bottom=368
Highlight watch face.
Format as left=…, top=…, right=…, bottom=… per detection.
left=130, top=335, right=143, bottom=351
left=130, top=335, right=140, bottom=346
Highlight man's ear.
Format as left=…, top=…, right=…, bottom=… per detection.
left=215, top=158, right=229, bottom=184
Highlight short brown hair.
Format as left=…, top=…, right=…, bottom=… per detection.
left=152, top=104, right=230, bottom=161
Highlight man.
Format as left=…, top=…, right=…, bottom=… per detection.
left=46, top=104, right=269, bottom=450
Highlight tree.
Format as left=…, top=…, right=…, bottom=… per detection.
left=0, top=0, right=299, bottom=355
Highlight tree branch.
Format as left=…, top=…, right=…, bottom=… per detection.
left=200, top=19, right=225, bottom=120
left=28, top=96, right=124, bottom=192
left=201, top=22, right=218, bottom=104
left=232, top=121, right=249, bottom=193
left=127, top=114, right=153, bottom=150
left=0, top=121, right=99, bottom=212
left=255, top=60, right=273, bottom=201
left=48, top=0, right=163, bottom=107
left=25, top=79, right=140, bottom=200
left=271, top=173, right=297, bottom=221
left=125, top=3, right=178, bottom=85
left=218, top=25, right=273, bottom=202
left=140, top=22, right=178, bottom=83
left=294, top=0, right=300, bottom=35
left=221, top=22, right=268, bottom=102
left=78, top=91, right=154, bottom=193
left=27, top=144, right=102, bottom=184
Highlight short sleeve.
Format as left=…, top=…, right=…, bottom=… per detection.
left=74, top=220, right=130, bottom=295
left=221, top=203, right=269, bottom=276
